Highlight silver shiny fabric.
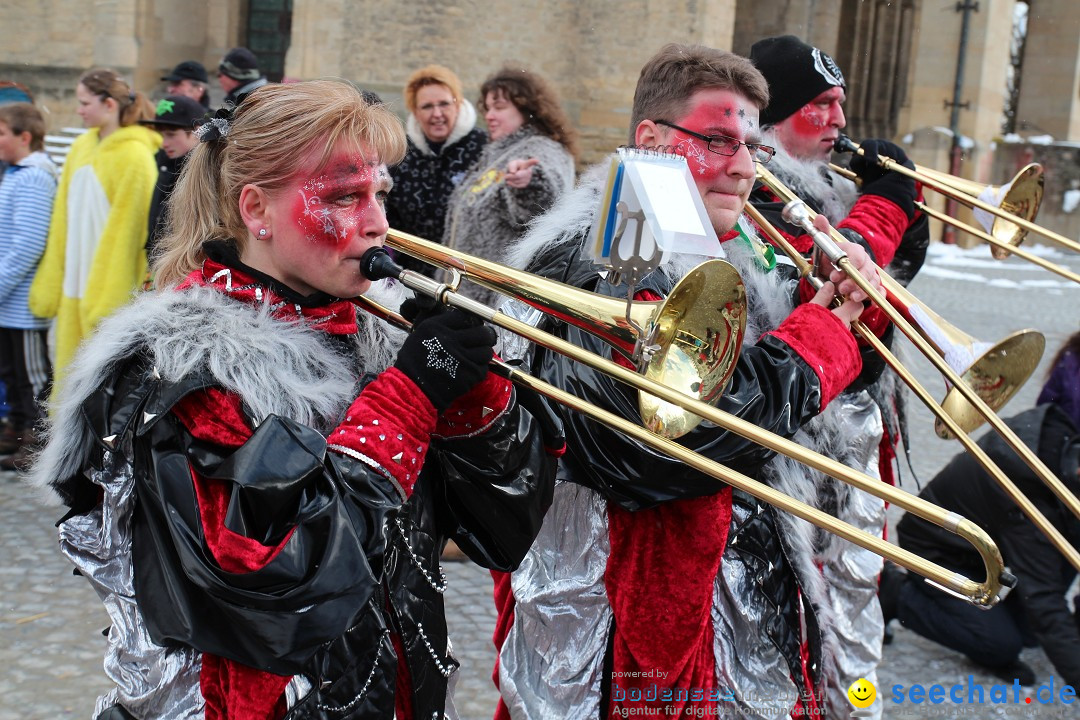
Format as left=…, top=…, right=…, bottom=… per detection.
left=712, top=502, right=801, bottom=720
left=57, top=454, right=205, bottom=719
left=493, top=299, right=544, bottom=364
left=820, top=391, right=886, bottom=720
left=499, top=481, right=611, bottom=720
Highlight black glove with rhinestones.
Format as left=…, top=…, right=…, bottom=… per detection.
left=850, top=139, right=917, bottom=220
left=394, top=307, right=496, bottom=411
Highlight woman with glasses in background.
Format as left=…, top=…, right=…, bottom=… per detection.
left=386, top=65, right=488, bottom=278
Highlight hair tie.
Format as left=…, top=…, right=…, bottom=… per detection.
left=195, top=103, right=236, bottom=144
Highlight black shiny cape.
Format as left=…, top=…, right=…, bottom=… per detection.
left=524, top=237, right=823, bottom=510
left=79, top=351, right=556, bottom=718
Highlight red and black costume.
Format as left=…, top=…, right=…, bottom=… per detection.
left=29, top=244, right=556, bottom=719
left=491, top=166, right=873, bottom=719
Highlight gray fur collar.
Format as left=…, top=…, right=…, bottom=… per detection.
left=759, top=140, right=859, bottom=223
left=406, top=99, right=479, bottom=155
left=26, top=279, right=408, bottom=507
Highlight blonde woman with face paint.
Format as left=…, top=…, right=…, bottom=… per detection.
left=442, top=66, right=578, bottom=307
left=27, top=80, right=557, bottom=720
left=28, top=68, right=159, bottom=400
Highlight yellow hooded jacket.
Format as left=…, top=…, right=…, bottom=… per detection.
left=30, top=124, right=159, bottom=398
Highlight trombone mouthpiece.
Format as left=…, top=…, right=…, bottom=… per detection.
left=359, top=247, right=403, bottom=281
left=781, top=199, right=812, bottom=227
left=834, top=134, right=858, bottom=154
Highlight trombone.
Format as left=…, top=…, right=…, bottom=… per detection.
left=835, top=135, right=1080, bottom=256
left=754, top=166, right=1080, bottom=544
left=355, top=231, right=1016, bottom=606
left=827, top=163, right=1080, bottom=285
left=744, top=199, right=1079, bottom=572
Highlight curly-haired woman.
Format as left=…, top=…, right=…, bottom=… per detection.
left=443, top=67, right=578, bottom=307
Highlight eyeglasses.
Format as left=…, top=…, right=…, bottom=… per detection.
left=418, top=100, right=455, bottom=115
left=654, top=120, right=776, bottom=164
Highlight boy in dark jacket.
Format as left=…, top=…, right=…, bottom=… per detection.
left=140, top=94, right=203, bottom=261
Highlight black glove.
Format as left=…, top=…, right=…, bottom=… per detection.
left=399, top=294, right=444, bottom=325
left=394, top=308, right=496, bottom=411
left=850, top=139, right=917, bottom=219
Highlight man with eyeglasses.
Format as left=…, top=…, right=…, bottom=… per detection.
left=491, top=43, right=888, bottom=720
left=747, top=35, right=930, bottom=720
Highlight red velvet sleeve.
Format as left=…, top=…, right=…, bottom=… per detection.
left=837, top=194, right=910, bottom=268
left=767, top=302, right=862, bottom=410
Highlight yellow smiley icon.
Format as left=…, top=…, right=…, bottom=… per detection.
left=847, top=678, right=876, bottom=708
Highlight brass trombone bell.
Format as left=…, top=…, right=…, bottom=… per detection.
left=387, top=229, right=747, bottom=439
left=880, top=276, right=1046, bottom=439
left=915, top=163, right=1044, bottom=259
left=835, top=135, right=1080, bottom=255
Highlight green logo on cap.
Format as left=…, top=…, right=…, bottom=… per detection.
left=155, top=99, right=175, bottom=116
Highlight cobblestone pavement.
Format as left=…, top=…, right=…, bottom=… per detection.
left=1, top=244, right=1077, bottom=720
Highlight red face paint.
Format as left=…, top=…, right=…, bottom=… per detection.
left=773, top=86, right=846, bottom=162
left=652, top=87, right=760, bottom=236
left=290, top=156, right=388, bottom=251
left=672, top=96, right=760, bottom=184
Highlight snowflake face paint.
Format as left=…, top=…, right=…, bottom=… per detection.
left=772, top=86, right=846, bottom=162
left=292, top=157, right=391, bottom=251
left=654, top=87, right=760, bottom=235
left=246, top=140, right=392, bottom=299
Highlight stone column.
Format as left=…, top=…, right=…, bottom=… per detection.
left=898, top=0, right=1014, bottom=159
left=1014, top=0, right=1080, bottom=142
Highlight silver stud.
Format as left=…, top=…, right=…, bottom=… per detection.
left=102, top=434, right=117, bottom=449
left=397, top=434, right=403, bottom=441
left=392, top=452, right=403, bottom=464
left=259, top=228, right=267, bottom=237
left=372, top=419, right=379, bottom=426
left=151, top=366, right=161, bottom=380
left=360, top=437, right=367, bottom=444
left=482, top=406, right=493, bottom=418
left=379, top=434, right=386, bottom=441
left=339, top=429, right=346, bottom=435
left=143, top=412, right=156, bottom=424
left=346, top=416, right=352, bottom=422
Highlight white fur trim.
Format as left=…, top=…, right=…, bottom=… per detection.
left=406, top=99, right=479, bottom=155
left=26, top=283, right=408, bottom=507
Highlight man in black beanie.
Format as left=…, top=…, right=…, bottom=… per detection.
left=746, top=34, right=930, bottom=720
left=217, top=47, right=268, bottom=106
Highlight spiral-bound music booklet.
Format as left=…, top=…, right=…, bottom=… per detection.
left=588, top=146, right=720, bottom=277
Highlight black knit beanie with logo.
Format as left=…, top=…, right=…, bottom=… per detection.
left=750, top=35, right=846, bottom=127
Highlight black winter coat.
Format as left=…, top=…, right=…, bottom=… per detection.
left=146, top=149, right=186, bottom=256
left=386, top=128, right=487, bottom=274
left=897, top=404, right=1080, bottom=686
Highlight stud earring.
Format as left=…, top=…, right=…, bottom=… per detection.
left=259, top=228, right=268, bottom=237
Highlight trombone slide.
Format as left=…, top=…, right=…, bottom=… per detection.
left=361, top=241, right=1015, bottom=606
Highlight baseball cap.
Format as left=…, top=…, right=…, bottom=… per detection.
left=140, top=95, right=206, bottom=130
left=161, top=60, right=209, bottom=85
left=219, top=47, right=262, bottom=82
